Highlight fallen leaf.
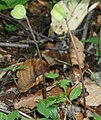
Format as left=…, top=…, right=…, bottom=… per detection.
left=81, top=79, right=101, bottom=106
left=14, top=93, right=42, bottom=109
left=14, top=86, right=61, bottom=109
left=75, top=112, right=83, bottom=120
left=69, top=36, right=85, bottom=68
left=42, top=50, right=60, bottom=65
left=14, top=86, right=71, bottom=109
left=42, top=50, right=70, bottom=66
left=50, top=0, right=90, bottom=34
left=16, top=58, right=48, bottom=93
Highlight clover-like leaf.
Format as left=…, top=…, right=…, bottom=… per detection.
left=51, top=3, right=66, bottom=21
left=11, top=4, right=26, bottom=19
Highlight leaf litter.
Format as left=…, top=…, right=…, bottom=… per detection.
left=0, top=0, right=101, bottom=119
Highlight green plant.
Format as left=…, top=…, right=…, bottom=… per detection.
left=81, top=37, right=100, bottom=44
left=0, top=110, right=30, bottom=120
left=51, top=2, right=87, bottom=117
left=3, top=65, right=27, bottom=84
left=11, top=4, right=47, bottom=98
left=0, top=110, right=19, bottom=120
left=37, top=73, right=81, bottom=119
left=37, top=94, right=66, bottom=120
left=0, top=0, right=29, bottom=10
left=37, top=84, right=81, bottom=119
left=81, top=37, right=100, bottom=60
left=53, top=79, right=71, bottom=92
left=5, top=24, right=17, bottom=32
left=69, top=85, right=81, bottom=101
left=3, top=65, right=27, bottom=72
left=93, top=113, right=101, bottom=120
left=45, top=73, right=59, bottom=79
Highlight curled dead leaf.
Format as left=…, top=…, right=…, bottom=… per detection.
left=42, top=50, right=70, bottom=66
left=69, top=36, right=85, bottom=68
left=16, top=59, right=48, bottom=93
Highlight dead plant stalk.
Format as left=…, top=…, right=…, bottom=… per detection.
left=65, top=18, right=87, bottom=118
left=25, top=16, right=46, bottom=99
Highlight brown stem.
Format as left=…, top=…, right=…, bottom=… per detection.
left=25, top=16, right=46, bottom=99
left=65, top=19, right=87, bottom=118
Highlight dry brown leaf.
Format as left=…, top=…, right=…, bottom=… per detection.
left=42, top=50, right=61, bottom=65
left=14, top=93, right=42, bottom=109
left=42, top=50, right=69, bottom=66
left=69, top=66, right=82, bottom=82
left=69, top=36, right=85, bottom=68
left=75, top=112, right=83, bottom=120
left=81, top=79, right=101, bottom=106
left=14, top=86, right=62, bottom=109
left=16, top=59, right=48, bottom=93
left=14, top=86, right=71, bottom=109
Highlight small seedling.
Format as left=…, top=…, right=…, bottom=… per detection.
left=45, top=72, right=59, bottom=79
left=11, top=4, right=47, bottom=98
left=53, top=79, right=71, bottom=92
left=3, top=65, right=27, bottom=72
left=51, top=2, right=66, bottom=21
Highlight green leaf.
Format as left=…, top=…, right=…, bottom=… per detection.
left=59, top=79, right=71, bottom=92
left=48, top=105, right=58, bottom=119
left=11, top=4, right=26, bottom=19
left=0, top=0, right=29, bottom=10
left=45, top=73, right=59, bottom=79
left=7, top=110, right=19, bottom=120
left=3, top=66, right=14, bottom=71
left=56, top=92, right=67, bottom=103
left=51, top=2, right=66, bottom=21
left=53, top=81, right=59, bottom=86
left=93, top=113, right=101, bottom=120
left=39, top=118, right=48, bottom=120
left=45, top=96, right=57, bottom=107
left=15, top=65, right=27, bottom=71
left=37, top=101, right=50, bottom=118
left=69, top=85, right=81, bottom=101
left=21, top=117, right=30, bottom=120
left=81, top=37, right=99, bottom=44
left=5, top=24, right=17, bottom=32
left=0, top=112, right=7, bottom=120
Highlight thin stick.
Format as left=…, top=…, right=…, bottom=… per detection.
left=25, top=16, right=46, bottom=99
left=0, top=42, right=29, bottom=48
left=65, top=19, right=87, bottom=118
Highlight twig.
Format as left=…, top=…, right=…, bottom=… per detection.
left=0, top=42, right=29, bottom=48
left=99, top=26, right=101, bottom=70
left=0, top=12, right=53, bottom=42
left=25, top=16, right=46, bottom=99
left=82, top=10, right=94, bottom=40
left=65, top=19, right=87, bottom=118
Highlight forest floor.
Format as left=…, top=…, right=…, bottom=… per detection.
left=0, top=0, right=101, bottom=120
